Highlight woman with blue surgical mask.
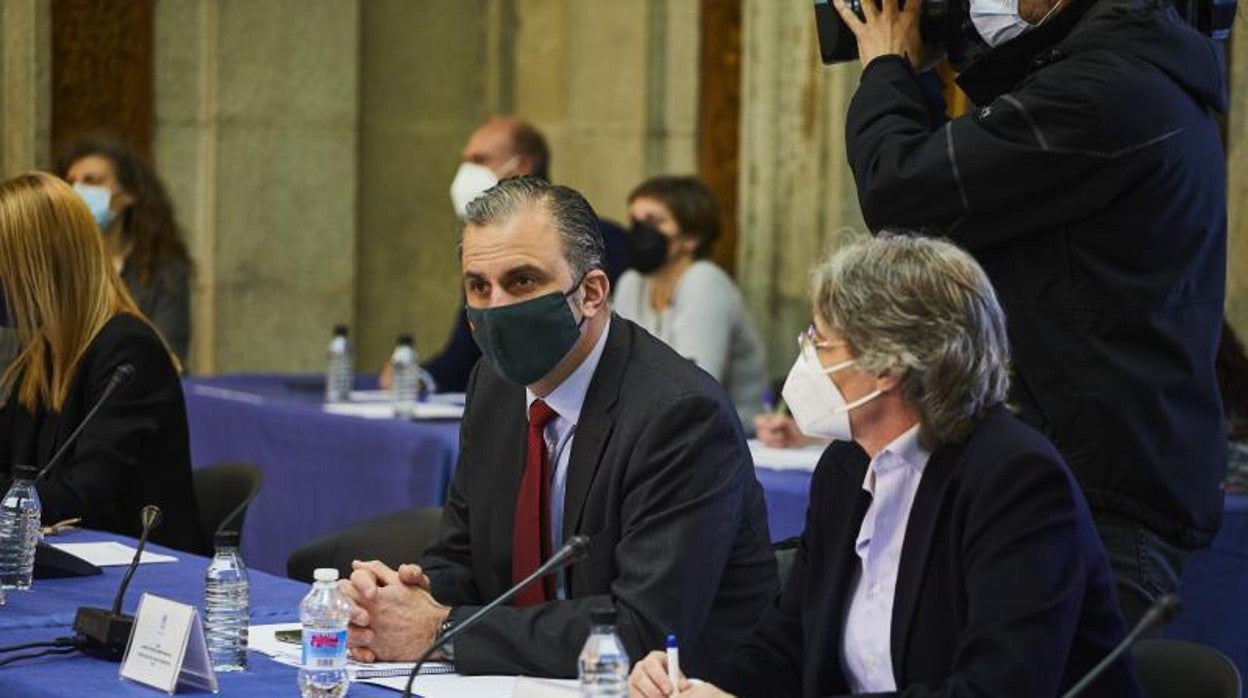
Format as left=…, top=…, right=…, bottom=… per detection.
left=57, top=137, right=194, bottom=365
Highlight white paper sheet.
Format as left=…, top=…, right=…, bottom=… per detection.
left=52, top=542, right=177, bottom=566
left=323, top=402, right=464, bottom=420
left=748, top=440, right=826, bottom=472
left=364, top=674, right=579, bottom=696
left=249, top=623, right=451, bottom=679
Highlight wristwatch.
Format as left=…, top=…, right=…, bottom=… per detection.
left=437, top=617, right=457, bottom=662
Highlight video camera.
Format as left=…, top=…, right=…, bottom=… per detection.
left=814, top=0, right=1235, bottom=66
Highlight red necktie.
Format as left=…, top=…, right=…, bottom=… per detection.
left=512, top=399, right=558, bottom=606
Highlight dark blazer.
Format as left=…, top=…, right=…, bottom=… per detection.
left=0, top=313, right=206, bottom=555
left=845, top=0, right=1228, bottom=548
left=709, top=406, right=1141, bottom=698
left=421, top=316, right=777, bottom=677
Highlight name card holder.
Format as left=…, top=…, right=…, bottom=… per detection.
left=119, top=593, right=219, bottom=694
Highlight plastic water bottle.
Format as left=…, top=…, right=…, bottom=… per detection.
left=578, top=607, right=630, bottom=697
left=391, top=334, right=419, bottom=419
left=299, top=568, right=351, bottom=698
left=325, top=325, right=353, bottom=403
left=0, top=465, right=42, bottom=590
left=204, top=530, right=249, bottom=672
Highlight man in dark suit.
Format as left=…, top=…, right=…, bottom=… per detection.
left=631, top=235, right=1139, bottom=697
left=343, top=176, right=776, bottom=677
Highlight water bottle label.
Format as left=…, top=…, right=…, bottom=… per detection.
left=301, top=629, right=347, bottom=669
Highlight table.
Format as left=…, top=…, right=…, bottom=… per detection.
left=184, top=374, right=460, bottom=576
left=0, top=529, right=393, bottom=696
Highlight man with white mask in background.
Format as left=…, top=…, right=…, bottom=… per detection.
left=385, top=116, right=633, bottom=392
left=826, top=0, right=1229, bottom=629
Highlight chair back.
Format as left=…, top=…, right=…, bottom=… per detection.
left=1133, top=638, right=1241, bottom=698
left=773, top=537, right=800, bottom=593
left=193, top=462, right=264, bottom=540
left=286, top=506, right=444, bottom=583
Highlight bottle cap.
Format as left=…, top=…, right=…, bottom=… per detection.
left=590, top=607, right=617, bottom=625
left=313, top=567, right=340, bottom=582
left=214, top=530, right=241, bottom=548
left=332, top=324, right=349, bottom=337
left=397, top=333, right=414, bottom=346
left=12, top=464, right=37, bottom=479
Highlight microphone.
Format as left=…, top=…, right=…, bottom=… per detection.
left=72, top=505, right=163, bottom=661
left=33, top=363, right=135, bottom=580
left=401, top=535, right=591, bottom=698
left=36, top=363, right=135, bottom=483
left=1060, top=593, right=1183, bottom=698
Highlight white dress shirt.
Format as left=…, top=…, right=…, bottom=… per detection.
left=840, top=425, right=931, bottom=693
left=524, top=319, right=610, bottom=598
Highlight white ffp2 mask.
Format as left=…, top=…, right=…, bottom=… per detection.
left=781, top=344, right=882, bottom=442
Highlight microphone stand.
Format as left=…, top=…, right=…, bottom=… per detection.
left=1060, top=593, right=1183, bottom=698
left=401, top=535, right=591, bottom=698
left=72, top=505, right=163, bottom=661
left=35, top=364, right=134, bottom=483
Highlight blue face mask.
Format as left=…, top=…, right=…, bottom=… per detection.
left=72, top=183, right=115, bottom=230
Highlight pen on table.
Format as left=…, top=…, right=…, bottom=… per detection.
left=666, top=634, right=680, bottom=693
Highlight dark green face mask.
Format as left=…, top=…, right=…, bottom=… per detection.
left=465, top=280, right=586, bottom=386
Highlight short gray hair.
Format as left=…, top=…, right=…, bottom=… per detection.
left=813, top=233, right=1011, bottom=448
left=463, top=176, right=603, bottom=280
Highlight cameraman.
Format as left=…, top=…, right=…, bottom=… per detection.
left=833, top=0, right=1228, bottom=627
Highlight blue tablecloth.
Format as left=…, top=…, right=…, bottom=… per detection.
left=0, top=529, right=393, bottom=696
left=184, top=374, right=460, bottom=576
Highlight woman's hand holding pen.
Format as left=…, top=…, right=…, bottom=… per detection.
left=629, top=650, right=736, bottom=697
left=754, top=412, right=807, bottom=448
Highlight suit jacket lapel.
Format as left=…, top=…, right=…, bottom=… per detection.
left=890, top=442, right=958, bottom=684
left=561, top=318, right=628, bottom=544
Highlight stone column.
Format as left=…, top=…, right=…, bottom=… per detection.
left=0, top=0, right=51, bottom=176
left=1226, top=28, right=1248, bottom=336
left=154, top=0, right=360, bottom=373
left=738, top=0, right=865, bottom=379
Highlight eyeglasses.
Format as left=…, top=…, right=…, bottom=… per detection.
left=797, top=324, right=846, bottom=353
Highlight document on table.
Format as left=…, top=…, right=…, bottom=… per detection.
left=323, top=401, right=464, bottom=420
left=50, top=542, right=177, bottom=566
left=748, top=439, right=826, bottom=472
left=249, top=623, right=452, bottom=679
left=363, top=674, right=579, bottom=696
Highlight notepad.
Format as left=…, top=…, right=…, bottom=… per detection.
left=248, top=623, right=454, bottom=679
left=748, top=440, right=826, bottom=472
left=51, top=542, right=177, bottom=566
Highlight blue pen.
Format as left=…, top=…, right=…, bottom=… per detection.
left=666, top=634, right=680, bottom=692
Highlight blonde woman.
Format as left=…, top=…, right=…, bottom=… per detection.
left=0, top=172, right=205, bottom=554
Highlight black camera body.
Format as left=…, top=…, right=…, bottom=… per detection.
left=814, top=0, right=1235, bottom=65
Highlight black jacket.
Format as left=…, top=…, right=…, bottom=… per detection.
left=709, top=407, right=1141, bottom=698
left=421, top=316, right=777, bottom=677
left=0, top=314, right=206, bottom=554
left=845, top=0, right=1227, bottom=547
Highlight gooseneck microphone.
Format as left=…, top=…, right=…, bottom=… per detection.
left=72, top=504, right=163, bottom=661
left=1060, top=593, right=1183, bottom=698
left=401, top=535, right=592, bottom=698
left=35, top=363, right=135, bottom=483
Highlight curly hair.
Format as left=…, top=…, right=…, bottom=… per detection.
left=55, top=136, right=192, bottom=285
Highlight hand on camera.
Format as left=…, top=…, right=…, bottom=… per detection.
left=833, top=0, right=925, bottom=69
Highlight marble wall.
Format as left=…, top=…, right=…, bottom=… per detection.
left=3, top=0, right=1244, bottom=375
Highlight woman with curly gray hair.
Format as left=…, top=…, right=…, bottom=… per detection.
left=630, top=234, right=1140, bottom=698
